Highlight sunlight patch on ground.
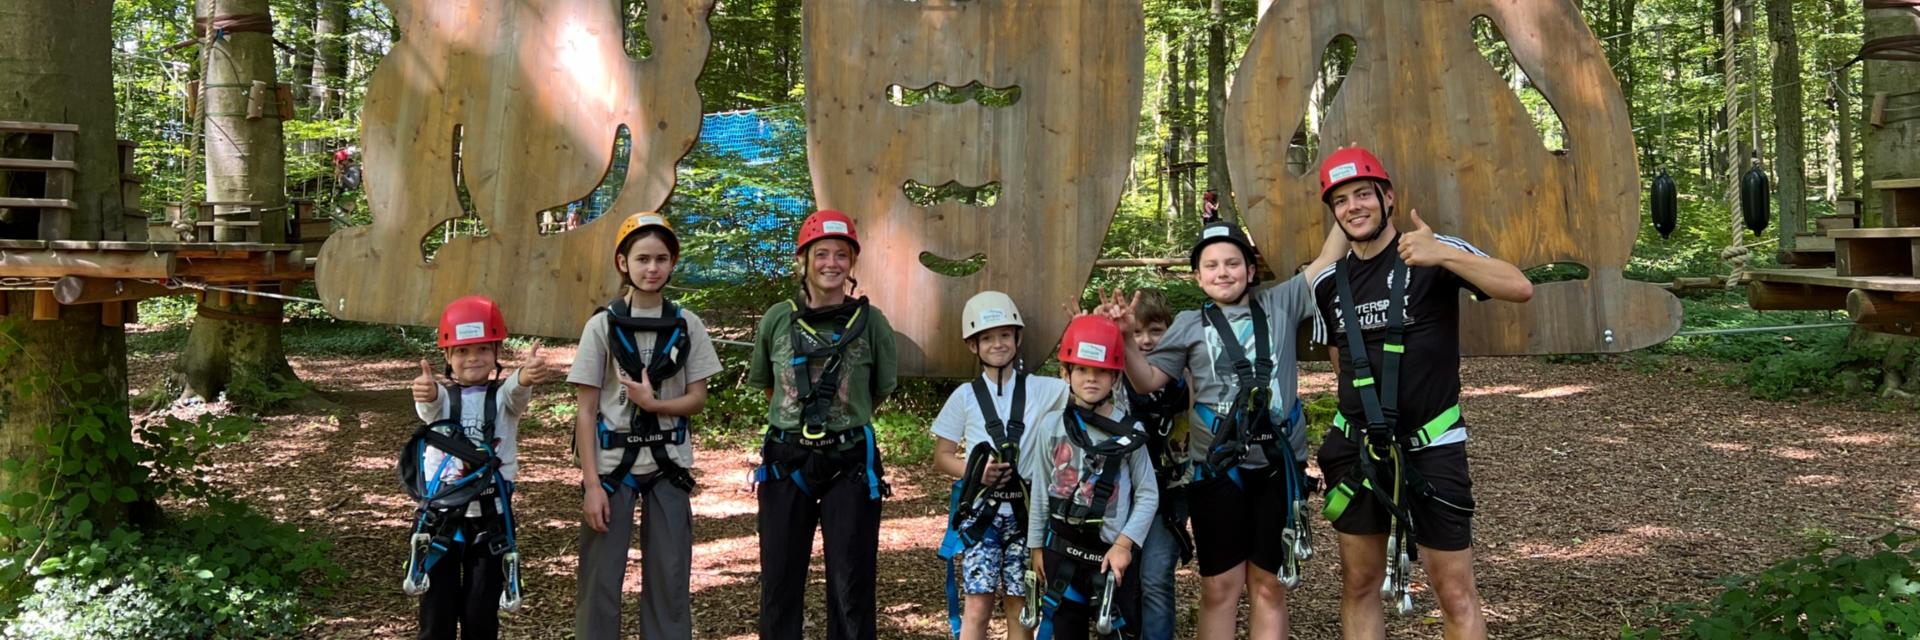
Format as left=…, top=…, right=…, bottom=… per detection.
left=1461, top=384, right=1527, bottom=398
left=1515, top=384, right=1590, bottom=399
left=1770, top=446, right=1821, bottom=461
left=1788, top=474, right=1846, bottom=488
left=1818, top=431, right=1899, bottom=447
left=1703, top=442, right=1752, bottom=453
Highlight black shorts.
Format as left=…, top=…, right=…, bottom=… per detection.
left=1316, top=432, right=1475, bottom=552
left=1187, top=463, right=1304, bottom=577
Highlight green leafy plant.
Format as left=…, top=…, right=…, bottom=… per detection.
left=1622, top=529, right=1920, bottom=639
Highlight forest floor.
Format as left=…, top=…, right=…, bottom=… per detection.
left=127, top=347, right=1920, bottom=639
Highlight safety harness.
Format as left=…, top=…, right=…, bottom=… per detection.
left=1321, top=251, right=1474, bottom=615
left=597, top=297, right=694, bottom=494
left=1031, top=404, right=1143, bottom=638
left=1193, top=297, right=1315, bottom=586
left=1128, top=379, right=1195, bottom=566
left=940, top=372, right=1035, bottom=637
left=753, top=297, right=888, bottom=501
left=398, top=381, right=523, bottom=611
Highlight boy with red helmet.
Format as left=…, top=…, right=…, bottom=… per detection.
left=1310, top=146, right=1531, bottom=640
left=748, top=210, right=900, bottom=640
left=403, top=295, right=563, bottom=640
left=1020, top=315, right=1157, bottom=639
left=568, top=212, right=723, bottom=639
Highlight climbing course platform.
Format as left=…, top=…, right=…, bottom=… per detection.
left=1747, top=179, right=1920, bottom=335
left=0, top=119, right=329, bottom=325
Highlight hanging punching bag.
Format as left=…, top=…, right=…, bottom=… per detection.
left=1651, top=169, right=1677, bottom=239
left=1740, top=164, right=1770, bottom=234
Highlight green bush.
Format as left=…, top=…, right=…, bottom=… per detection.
left=1623, top=530, right=1920, bottom=640
left=4, top=501, right=340, bottom=640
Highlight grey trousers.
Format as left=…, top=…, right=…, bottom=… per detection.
left=575, top=478, right=693, bottom=640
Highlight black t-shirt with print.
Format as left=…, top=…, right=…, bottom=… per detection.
left=1312, top=234, right=1489, bottom=439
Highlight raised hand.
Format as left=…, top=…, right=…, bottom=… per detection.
left=516, top=341, right=564, bottom=386
left=1396, top=209, right=1450, bottom=267
left=1095, top=288, right=1142, bottom=332
left=412, top=358, right=440, bottom=403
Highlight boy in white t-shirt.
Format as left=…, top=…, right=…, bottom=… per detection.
left=934, top=291, right=1071, bottom=640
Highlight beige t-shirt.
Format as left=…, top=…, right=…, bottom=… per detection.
left=568, top=302, right=723, bottom=477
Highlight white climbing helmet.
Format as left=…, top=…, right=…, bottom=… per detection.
left=961, top=291, right=1024, bottom=340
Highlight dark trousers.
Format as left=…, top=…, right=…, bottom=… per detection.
left=1040, top=549, right=1143, bottom=640
left=417, top=519, right=504, bottom=640
left=758, top=472, right=883, bottom=640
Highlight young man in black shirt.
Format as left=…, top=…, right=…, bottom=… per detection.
left=1309, top=147, right=1533, bottom=640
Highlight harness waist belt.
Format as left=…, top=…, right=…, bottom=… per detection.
left=600, top=429, right=683, bottom=448
left=1333, top=404, right=1463, bottom=449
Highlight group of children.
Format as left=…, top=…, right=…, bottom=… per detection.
left=395, top=146, right=1528, bottom=640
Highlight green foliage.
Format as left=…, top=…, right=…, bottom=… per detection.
left=1650, top=292, right=1870, bottom=400
left=4, top=501, right=340, bottom=640
left=1622, top=529, right=1920, bottom=640
left=1300, top=391, right=1336, bottom=446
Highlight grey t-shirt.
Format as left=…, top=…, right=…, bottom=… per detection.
left=1145, top=274, right=1316, bottom=470
left=568, top=303, right=723, bottom=477
left=1022, top=404, right=1159, bottom=549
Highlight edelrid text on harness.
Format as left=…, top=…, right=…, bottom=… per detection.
left=1322, top=251, right=1474, bottom=615
left=1194, top=298, right=1315, bottom=585
left=941, top=373, right=1034, bottom=638
left=1035, top=404, right=1143, bottom=638
left=754, top=297, right=888, bottom=500
left=597, top=297, right=694, bottom=494
left=397, top=382, right=523, bottom=611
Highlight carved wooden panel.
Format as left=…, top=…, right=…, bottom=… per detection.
left=317, top=0, right=713, bottom=338
left=1226, top=0, right=1679, bottom=354
left=804, top=0, right=1145, bottom=377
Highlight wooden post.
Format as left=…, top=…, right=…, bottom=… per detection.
left=99, top=300, right=123, bottom=326
left=1748, top=281, right=1850, bottom=310
left=0, top=292, right=9, bottom=316
left=1848, top=289, right=1920, bottom=325
left=245, top=285, right=259, bottom=306
left=123, top=300, right=138, bottom=325
left=31, top=290, right=58, bottom=321
left=216, top=288, right=233, bottom=307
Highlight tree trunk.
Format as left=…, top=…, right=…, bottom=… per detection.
left=1167, top=33, right=1186, bottom=222
left=184, top=0, right=299, bottom=404
left=1205, top=0, right=1236, bottom=223
left=310, top=0, right=346, bottom=116
left=1832, top=0, right=1855, bottom=197
left=1183, top=38, right=1199, bottom=221
left=1767, top=0, right=1805, bottom=248
left=0, top=0, right=136, bottom=540
left=287, top=0, right=315, bottom=106
left=1861, top=1, right=1920, bottom=228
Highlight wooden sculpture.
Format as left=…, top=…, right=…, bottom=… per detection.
left=316, top=0, right=713, bottom=339
left=804, top=0, right=1145, bottom=377
left=1226, top=0, right=1680, bottom=354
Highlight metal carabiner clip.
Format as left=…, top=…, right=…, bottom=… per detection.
left=801, top=421, right=829, bottom=440
left=1019, top=570, right=1042, bottom=629
left=499, top=551, right=524, bottom=612
left=402, top=532, right=433, bottom=596
left=1094, top=570, right=1120, bottom=635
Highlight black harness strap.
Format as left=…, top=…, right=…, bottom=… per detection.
left=1040, top=404, right=1144, bottom=612
left=1332, top=252, right=1419, bottom=554
left=952, top=373, right=1031, bottom=547
left=1199, top=299, right=1285, bottom=477
left=600, top=298, right=695, bottom=493
left=788, top=297, right=872, bottom=433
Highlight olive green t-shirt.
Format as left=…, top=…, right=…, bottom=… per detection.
left=748, top=298, right=898, bottom=433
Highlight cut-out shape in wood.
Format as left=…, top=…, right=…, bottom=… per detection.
left=1226, top=0, right=1679, bottom=354
left=805, top=0, right=1145, bottom=377
left=317, top=0, right=713, bottom=338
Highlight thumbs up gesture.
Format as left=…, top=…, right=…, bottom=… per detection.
left=412, top=358, right=441, bottom=403
left=516, top=341, right=564, bottom=386
left=1396, top=209, right=1449, bottom=267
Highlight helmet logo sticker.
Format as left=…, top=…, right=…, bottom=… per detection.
left=822, top=220, right=849, bottom=235
left=1076, top=342, right=1108, bottom=364
left=981, top=309, right=1006, bottom=323
left=455, top=322, right=487, bottom=341
left=1328, top=162, right=1358, bottom=182
left=1203, top=225, right=1231, bottom=239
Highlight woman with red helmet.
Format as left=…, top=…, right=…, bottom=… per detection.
left=747, top=210, right=899, bottom=640
left=1017, top=314, right=1158, bottom=639
left=403, top=295, right=563, bottom=640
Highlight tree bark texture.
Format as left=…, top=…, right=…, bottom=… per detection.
left=0, top=0, right=134, bottom=533
left=1767, top=0, right=1806, bottom=246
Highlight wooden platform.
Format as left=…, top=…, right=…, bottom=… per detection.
left=1875, top=178, right=1920, bottom=228
left=1746, top=267, right=1920, bottom=334
left=0, top=239, right=312, bottom=283
left=1831, top=227, right=1920, bottom=277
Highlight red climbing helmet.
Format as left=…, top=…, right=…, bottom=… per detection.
left=1057, top=315, right=1126, bottom=371
left=1319, top=146, right=1393, bottom=203
left=437, top=295, right=507, bottom=348
left=795, top=209, right=860, bottom=256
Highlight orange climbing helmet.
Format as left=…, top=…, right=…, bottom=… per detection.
left=1057, top=315, right=1126, bottom=371
left=795, top=209, right=860, bottom=256
left=1319, top=146, right=1393, bottom=203
left=437, top=295, right=507, bottom=348
left=614, top=211, right=679, bottom=261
